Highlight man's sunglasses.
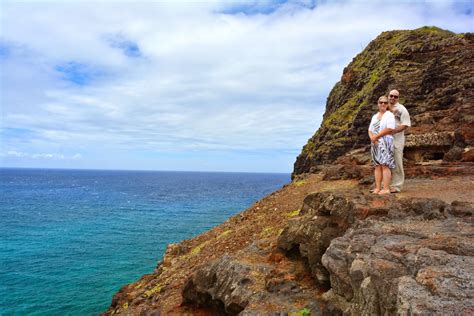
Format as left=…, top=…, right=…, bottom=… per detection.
left=389, top=94, right=399, bottom=98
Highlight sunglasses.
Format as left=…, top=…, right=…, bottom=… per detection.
left=389, top=94, right=399, bottom=98
left=378, top=101, right=388, bottom=104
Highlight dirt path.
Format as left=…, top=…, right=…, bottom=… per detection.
left=393, top=176, right=473, bottom=203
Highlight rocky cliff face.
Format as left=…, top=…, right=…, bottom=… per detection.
left=293, top=27, right=474, bottom=178
left=103, top=27, right=473, bottom=315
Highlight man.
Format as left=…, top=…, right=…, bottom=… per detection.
left=388, top=89, right=411, bottom=193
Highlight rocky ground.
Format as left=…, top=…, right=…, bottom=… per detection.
left=103, top=165, right=473, bottom=315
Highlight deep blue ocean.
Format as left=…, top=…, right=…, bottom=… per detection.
left=0, top=168, right=290, bottom=315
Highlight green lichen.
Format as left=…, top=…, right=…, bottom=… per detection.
left=260, top=227, right=284, bottom=238
left=260, top=227, right=273, bottom=238
left=292, top=180, right=306, bottom=187
left=417, top=26, right=454, bottom=35
left=122, top=302, right=128, bottom=310
left=291, top=308, right=311, bottom=316
left=217, top=229, right=232, bottom=239
left=287, top=209, right=301, bottom=217
left=190, top=240, right=210, bottom=256
left=143, top=283, right=162, bottom=298
left=302, top=139, right=316, bottom=158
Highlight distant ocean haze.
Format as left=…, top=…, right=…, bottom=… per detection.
left=0, top=168, right=290, bottom=315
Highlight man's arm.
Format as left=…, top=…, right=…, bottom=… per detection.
left=394, top=106, right=411, bottom=134
left=392, top=125, right=408, bottom=134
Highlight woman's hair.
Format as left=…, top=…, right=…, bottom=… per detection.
left=378, top=95, right=388, bottom=102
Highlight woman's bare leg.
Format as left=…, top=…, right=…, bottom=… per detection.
left=379, top=166, right=392, bottom=194
left=374, top=166, right=382, bottom=193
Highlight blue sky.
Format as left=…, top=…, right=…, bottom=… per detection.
left=1, top=0, right=473, bottom=173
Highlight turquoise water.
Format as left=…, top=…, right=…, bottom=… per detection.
left=0, top=168, right=290, bottom=315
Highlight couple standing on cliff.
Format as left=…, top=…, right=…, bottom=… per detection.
left=368, top=89, right=411, bottom=195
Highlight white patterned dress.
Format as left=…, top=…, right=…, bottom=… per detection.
left=369, top=111, right=396, bottom=168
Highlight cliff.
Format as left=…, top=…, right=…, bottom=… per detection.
left=293, top=26, right=473, bottom=178
left=103, top=27, right=473, bottom=315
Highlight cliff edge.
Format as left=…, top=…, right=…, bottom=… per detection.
left=103, top=27, right=473, bottom=315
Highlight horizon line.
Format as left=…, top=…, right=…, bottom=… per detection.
left=0, top=166, right=291, bottom=175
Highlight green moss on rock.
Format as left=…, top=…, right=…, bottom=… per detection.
left=287, top=209, right=301, bottom=217
left=143, top=283, right=162, bottom=298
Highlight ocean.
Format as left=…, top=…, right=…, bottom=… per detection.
left=0, top=168, right=290, bottom=315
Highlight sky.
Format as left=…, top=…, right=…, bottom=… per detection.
left=1, top=0, right=472, bottom=173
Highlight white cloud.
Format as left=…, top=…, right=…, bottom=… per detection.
left=0, top=151, right=82, bottom=160
left=2, top=150, right=27, bottom=158
left=1, top=0, right=472, bottom=171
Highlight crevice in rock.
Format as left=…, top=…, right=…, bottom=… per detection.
left=285, top=244, right=303, bottom=260
left=405, top=146, right=449, bottom=162
left=182, top=280, right=231, bottom=315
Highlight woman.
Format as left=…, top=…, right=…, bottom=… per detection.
left=368, top=95, right=396, bottom=194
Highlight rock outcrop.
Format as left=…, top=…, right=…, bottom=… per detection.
left=322, top=211, right=473, bottom=315
left=278, top=192, right=473, bottom=315
left=103, top=27, right=473, bottom=316
left=293, top=27, right=474, bottom=178
left=277, top=192, right=390, bottom=287
left=182, top=240, right=322, bottom=315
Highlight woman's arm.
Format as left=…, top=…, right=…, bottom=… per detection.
left=368, top=115, right=378, bottom=143
left=368, top=130, right=378, bottom=143
left=375, top=127, right=394, bottom=139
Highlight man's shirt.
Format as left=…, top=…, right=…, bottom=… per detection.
left=392, top=103, right=411, bottom=149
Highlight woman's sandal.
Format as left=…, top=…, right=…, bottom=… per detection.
left=378, top=189, right=391, bottom=195
left=372, top=189, right=381, bottom=194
